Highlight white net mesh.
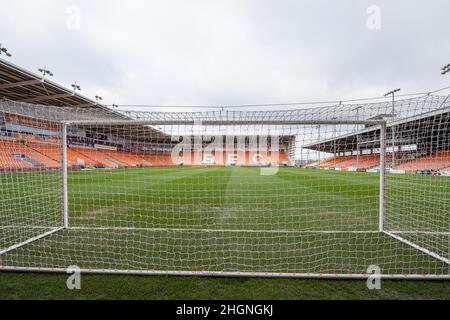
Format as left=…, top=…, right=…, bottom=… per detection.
left=0, top=96, right=449, bottom=277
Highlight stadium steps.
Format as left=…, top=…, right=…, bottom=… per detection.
left=61, top=147, right=102, bottom=167
left=0, top=140, right=59, bottom=169
left=70, top=147, right=117, bottom=168
left=36, top=145, right=96, bottom=167
left=394, top=151, right=450, bottom=171
left=20, top=155, right=45, bottom=167
left=0, top=153, right=30, bottom=169
left=30, top=143, right=102, bottom=167
left=104, top=152, right=148, bottom=166
left=68, top=147, right=103, bottom=167
left=25, top=143, right=62, bottom=164
left=104, top=157, right=128, bottom=167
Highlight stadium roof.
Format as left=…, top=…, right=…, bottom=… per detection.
left=0, top=58, right=114, bottom=110
left=2, top=57, right=449, bottom=145
left=120, top=94, right=447, bottom=123
left=0, top=58, right=170, bottom=140
left=0, top=58, right=299, bottom=140
left=303, top=96, right=450, bottom=153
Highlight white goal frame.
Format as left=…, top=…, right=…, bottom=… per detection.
left=1, top=118, right=449, bottom=280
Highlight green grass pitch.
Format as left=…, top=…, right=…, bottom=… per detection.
left=0, top=167, right=449, bottom=299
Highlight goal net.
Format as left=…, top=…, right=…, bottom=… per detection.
left=0, top=96, right=449, bottom=278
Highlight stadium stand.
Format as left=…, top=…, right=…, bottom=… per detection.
left=4, top=124, right=449, bottom=172
left=0, top=139, right=60, bottom=169
left=97, top=150, right=147, bottom=167
left=313, top=150, right=450, bottom=172
left=25, top=143, right=90, bottom=167
left=304, top=161, right=320, bottom=168
left=188, top=151, right=289, bottom=166
left=69, top=147, right=121, bottom=168
left=349, top=154, right=380, bottom=170
left=140, top=153, right=176, bottom=166
left=327, top=154, right=380, bottom=170
left=318, top=156, right=353, bottom=169
left=394, top=151, right=450, bottom=171
left=0, top=141, right=30, bottom=169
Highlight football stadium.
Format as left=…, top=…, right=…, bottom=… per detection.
left=0, top=57, right=449, bottom=286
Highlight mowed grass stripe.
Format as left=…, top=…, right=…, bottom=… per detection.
left=69, top=167, right=234, bottom=228
left=271, top=169, right=379, bottom=231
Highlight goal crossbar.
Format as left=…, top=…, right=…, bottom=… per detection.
left=63, top=119, right=387, bottom=126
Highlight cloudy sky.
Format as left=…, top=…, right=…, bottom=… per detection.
left=1, top=0, right=449, bottom=108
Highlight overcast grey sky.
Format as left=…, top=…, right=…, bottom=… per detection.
left=1, top=0, right=449, bottom=107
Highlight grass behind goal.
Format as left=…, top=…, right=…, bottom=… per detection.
left=1, top=167, right=448, bottom=276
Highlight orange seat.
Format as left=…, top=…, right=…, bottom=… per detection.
left=0, top=140, right=59, bottom=169
left=395, top=151, right=450, bottom=171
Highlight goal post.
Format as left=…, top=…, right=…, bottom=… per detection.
left=62, top=122, right=69, bottom=229
left=379, top=121, right=386, bottom=233
left=0, top=101, right=449, bottom=279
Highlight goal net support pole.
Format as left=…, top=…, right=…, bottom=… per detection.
left=0, top=227, right=64, bottom=256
